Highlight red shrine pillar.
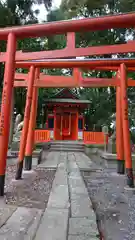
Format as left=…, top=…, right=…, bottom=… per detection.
left=0, top=33, right=16, bottom=196
left=120, top=63, right=134, bottom=187
left=15, top=66, right=35, bottom=179
left=116, top=84, right=124, bottom=174
left=25, top=69, right=39, bottom=170
left=54, top=109, right=56, bottom=140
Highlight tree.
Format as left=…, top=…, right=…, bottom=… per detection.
left=5, top=0, right=52, bottom=26
left=60, top=0, right=135, bottom=131
left=61, top=0, right=135, bottom=18
left=35, top=0, right=52, bottom=10
left=0, top=0, right=53, bottom=118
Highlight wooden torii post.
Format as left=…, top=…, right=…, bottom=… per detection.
left=24, top=69, right=39, bottom=171
left=116, top=71, right=124, bottom=174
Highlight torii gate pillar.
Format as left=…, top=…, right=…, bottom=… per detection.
left=120, top=63, right=134, bottom=187
left=116, top=85, right=125, bottom=174
left=15, top=66, right=35, bottom=179
left=0, top=33, right=16, bottom=196
left=25, top=69, right=39, bottom=170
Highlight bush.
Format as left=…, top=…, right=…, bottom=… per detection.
left=86, top=144, right=104, bottom=149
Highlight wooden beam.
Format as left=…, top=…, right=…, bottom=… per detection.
left=0, top=13, right=135, bottom=40
left=15, top=73, right=28, bottom=80
left=14, top=75, right=135, bottom=88
left=1, top=41, right=135, bottom=63
left=15, top=59, right=135, bottom=69
left=14, top=77, right=117, bottom=88
left=14, top=81, right=27, bottom=87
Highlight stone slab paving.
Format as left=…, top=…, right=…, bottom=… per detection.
left=74, top=152, right=93, bottom=170
left=38, top=151, right=61, bottom=169
left=71, top=195, right=93, bottom=217
left=35, top=208, right=69, bottom=240
left=35, top=152, right=69, bottom=240
left=0, top=206, right=43, bottom=240
left=0, top=151, right=59, bottom=239
left=47, top=153, right=69, bottom=209
left=68, top=217, right=98, bottom=236
left=0, top=151, right=98, bottom=240
left=68, top=236, right=99, bottom=240
left=67, top=152, right=99, bottom=239
left=47, top=184, right=69, bottom=209
left=34, top=151, right=98, bottom=240
left=0, top=201, right=17, bottom=228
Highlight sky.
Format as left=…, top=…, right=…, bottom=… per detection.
left=33, top=0, right=62, bottom=22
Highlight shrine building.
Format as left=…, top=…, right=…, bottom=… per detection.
left=44, top=88, right=90, bottom=141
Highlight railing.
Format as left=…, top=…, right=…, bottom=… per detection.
left=83, top=131, right=108, bottom=144
left=34, top=129, right=108, bottom=144
left=35, top=130, right=50, bottom=143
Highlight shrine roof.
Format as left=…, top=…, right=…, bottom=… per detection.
left=44, top=98, right=90, bottom=104
left=51, top=88, right=80, bottom=99
left=43, top=88, right=90, bottom=105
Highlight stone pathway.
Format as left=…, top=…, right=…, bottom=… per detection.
left=0, top=201, right=43, bottom=240
left=0, top=151, right=98, bottom=239
left=35, top=152, right=99, bottom=240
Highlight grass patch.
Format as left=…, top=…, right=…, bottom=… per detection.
left=112, top=143, right=116, bottom=154
left=86, top=144, right=104, bottom=149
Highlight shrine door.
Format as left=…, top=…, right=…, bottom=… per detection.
left=54, top=112, right=78, bottom=140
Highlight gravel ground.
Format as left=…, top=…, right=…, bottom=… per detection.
left=82, top=153, right=135, bottom=240
left=4, top=165, right=56, bottom=209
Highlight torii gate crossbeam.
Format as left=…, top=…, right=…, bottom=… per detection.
left=15, top=58, right=135, bottom=69
left=0, top=13, right=134, bottom=40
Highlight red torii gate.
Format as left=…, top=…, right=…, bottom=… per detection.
left=0, top=13, right=135, bottom=196
left=13, top=59, right=134, bottom=184
left=13, top=66, right=135, bottom=178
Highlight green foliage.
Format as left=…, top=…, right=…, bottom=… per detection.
left=86, top=144, right=104, bottom=149
left=60, top=0, right=135, bottom=130
left=79, top=86, right=115, bottom=130
left=0, top=0, right=53, bottom=122
left=46, top=9, right=66, bottom=54
left=61, top=0, right=135, bottom=18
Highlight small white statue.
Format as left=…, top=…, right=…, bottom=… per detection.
left=16, top=121, right=24, bottom=132
left=14, top=114, right=22, bottom=133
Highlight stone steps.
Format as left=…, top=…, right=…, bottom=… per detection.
left=50, top=147, right=84, bottom=152
left=50, top=141, right=84, bottom=152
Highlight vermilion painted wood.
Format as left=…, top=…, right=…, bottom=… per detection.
left=1, top=41, right=135, bottom=62
left=120, top=64, right=134, bottom=186
left=25, top=68, right=39, bottom=156
left=83, top=132, right=108, bottom=145
left=13, top=74, right=135, bottom=88
left=11, top=40, right=135, bottom=61
left=120, top=64, right=132, bottom=169
left=15, top=73, right=28, bottom=80
left=15, top=58, right=135, bottom=69
left=34, top=130, right=108, bottom=144
left=0, top=13, right=134, bottom=40
left=0, top=33, right=16, bottom=177
left=18, top=66, right=35, bottom=162
left=34, top=130, right=50, bottom=143
left=116, top=86, right=124, bottom=161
